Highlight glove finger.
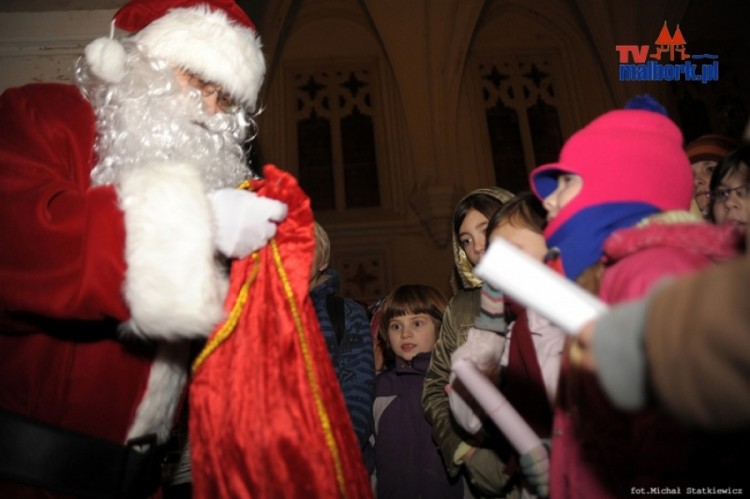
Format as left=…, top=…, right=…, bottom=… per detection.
left=234, top=222, right=278, bottom=257
left=252, top=195, right=288, bottom=222
left=268, top=201, right=288, bottom=222
left=256, top=220, right=278, bottom=241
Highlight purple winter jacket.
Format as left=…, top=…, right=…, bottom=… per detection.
left=373, top=352, right=464, bottom=499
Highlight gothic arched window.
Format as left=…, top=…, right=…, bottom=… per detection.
left=293, top=65, right=381, bottom=211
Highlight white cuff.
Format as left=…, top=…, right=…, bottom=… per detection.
left=118, top=162, right=227, bottom=340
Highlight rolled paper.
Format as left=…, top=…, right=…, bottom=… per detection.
left=474, top=238, right=608, bottom=335
left=452, top=357, right=541, bottom=455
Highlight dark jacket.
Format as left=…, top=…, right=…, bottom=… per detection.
left=374, top=352, right=464, bottom=499
left=310, top=268, right=375, bottom=450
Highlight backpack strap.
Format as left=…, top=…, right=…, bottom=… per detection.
left=326, top=294, right=346, bottom=346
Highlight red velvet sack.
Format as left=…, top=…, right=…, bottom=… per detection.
left=189, top=165, right=372, bottom=498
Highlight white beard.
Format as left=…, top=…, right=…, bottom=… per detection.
left=73, top=45, right=252, bottom=443
left=77, top=42, right=253, bottom=191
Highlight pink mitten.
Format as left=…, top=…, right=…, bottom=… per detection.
left=448, top=327, right=507, bottom=434
left=450, top=327, right=506, bottom=372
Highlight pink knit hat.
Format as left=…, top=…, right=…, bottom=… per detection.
left=532, top=109, right=693, bottom=238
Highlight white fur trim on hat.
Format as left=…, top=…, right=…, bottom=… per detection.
left=134, top=5, right=265, bottom=109
left=118, top=161, right=228, bottom=341
left=85, top=36, right=128, bottom=84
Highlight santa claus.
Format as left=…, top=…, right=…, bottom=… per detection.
left=0, top=0, right=285, bottom=497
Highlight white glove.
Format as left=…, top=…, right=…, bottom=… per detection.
left=448, top=371, right=483, bottom=434
left=208, top=188, right=287, bottom=259
left=451, top=327, right=506, bottom=372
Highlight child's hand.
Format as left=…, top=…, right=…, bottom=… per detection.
left=519, top=441, right=550, bottom=497
left=450, top=327, right=504, bottom=373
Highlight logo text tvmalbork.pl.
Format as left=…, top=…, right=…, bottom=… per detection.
left=616, top=21, right=718, bottom=84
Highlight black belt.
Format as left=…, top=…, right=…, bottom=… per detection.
left=0, top=409, right=165, bottom=498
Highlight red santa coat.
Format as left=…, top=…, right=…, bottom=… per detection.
left=0, top=84, right=227, bottom=459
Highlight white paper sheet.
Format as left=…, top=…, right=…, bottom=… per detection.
left=452, top=358, right=541, bottom=455
left=474, top=238, right=608, bottom=335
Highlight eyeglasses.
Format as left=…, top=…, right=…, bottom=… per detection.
left=710, top=183, right=750, bottom=202
left=185, top=72, right=238, bottom=112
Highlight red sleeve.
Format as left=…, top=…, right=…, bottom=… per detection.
left=0, top=84, right=129, bottom=321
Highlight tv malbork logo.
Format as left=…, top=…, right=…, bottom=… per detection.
left=616, top=21, right=718, bottom=84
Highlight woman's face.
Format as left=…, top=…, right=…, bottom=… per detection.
left=490, top=222, right=548, bottom=262
left=459, top=208, right=490, bottom=266
left=712, top=164, right=749, bottom=231
left=542, top=173, right=584, bottom=222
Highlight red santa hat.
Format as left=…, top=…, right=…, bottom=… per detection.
left=85, top=0, right=265, bottom=109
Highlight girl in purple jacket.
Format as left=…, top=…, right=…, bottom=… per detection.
left=372, top=285, right=464, bottom=499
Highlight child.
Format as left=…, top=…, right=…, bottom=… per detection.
left=309, top=222, right=375, bottom=463
left=684, top=134, right=740, bottom=218
left=422, top=187, right=521, bottom=498
left=372, top=284, right=464, bottom=499
left=480, top=192, right=564, bottom=404
left=449, top=192, right=566, bottom=498
left=529, top=106, right=745, bottom=497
